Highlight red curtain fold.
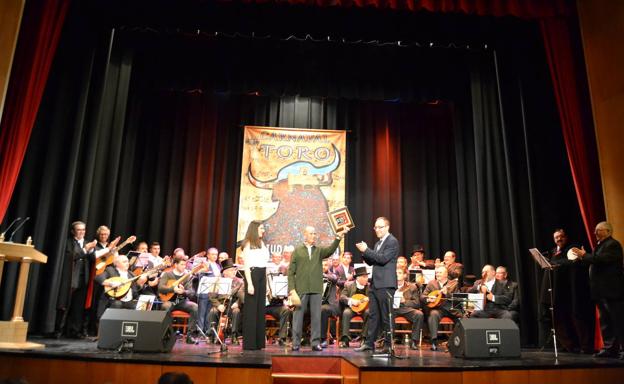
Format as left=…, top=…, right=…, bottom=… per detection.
left=0, top=0, right=70, bottom=224
left=236, top=0, right=572, bottom=18
left=540, top=17, right=606, bottom=350
left=539, top=18, right=605, bottom=249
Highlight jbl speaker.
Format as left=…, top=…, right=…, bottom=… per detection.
left=448, top=318, right=520, bottom=358
left=97, top=309, right=175, bottom=352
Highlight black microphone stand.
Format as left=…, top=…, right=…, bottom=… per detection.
left=371, top=291, right=409, bottom=359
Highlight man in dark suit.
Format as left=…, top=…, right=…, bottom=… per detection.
left=57, top=221, right=97, bottom=338
left=572, top=221, right=624, bottom=359
left=469, top=265, right=513, bottom=319
left=495, top=266, right=520, bottom=324
left=354, top=216, right=399, bottom=353
left=288, top=225, right=348, bottom=351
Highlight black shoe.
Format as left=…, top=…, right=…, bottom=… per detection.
left=320, top=341, right=328, bottom=349
left=430, top=340, right=439, bottom=352
left=409, top=341, right=419, bottom=350
left=339, top=341, right=349, bottom=348
left=186, top=335, right=198, bottom=344
left=278, top=338, right=286, bottom=346
left=312, top=345, right=323, bottom=351
left=231, top=337, right=240, bottom=346
left=354, top=344, right=373, bottom=352
left=291, top=346, right=300, bottom=351
left=594, top=349, right=617, bottom=358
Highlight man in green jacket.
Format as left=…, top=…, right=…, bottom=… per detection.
left=288, top=225, right=348, bottom=351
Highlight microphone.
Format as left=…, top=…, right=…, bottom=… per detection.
left=7, top=217, right=30, bottom=242
left=0, top=217, right=22, bottom=240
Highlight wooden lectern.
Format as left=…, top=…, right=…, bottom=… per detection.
left=0, top=240, right=47, bottom=349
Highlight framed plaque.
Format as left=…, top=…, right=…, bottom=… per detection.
left=327, top=206, right=355, bottom=234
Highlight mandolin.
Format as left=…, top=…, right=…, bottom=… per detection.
left=349, top=293, right=370, bottom=313
left=95, top=235, right=137, bottom=276
left=426, top=289, right=445, bottom=308
left=103, top=261, right=171, bottom=299
left=158, top=260, right=208, bottom=302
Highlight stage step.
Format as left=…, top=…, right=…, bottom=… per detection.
left=271, top=356, right=345, bottom=384
left=271, top=372, right=343, bottom=384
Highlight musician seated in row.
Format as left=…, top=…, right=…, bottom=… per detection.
left=495, top=266, right=520, bottom=323
left=435, top=251, right=464, bottom=282
left=408, top=244, right=434, bottom=270
left=265, top=273, right=292, bottom=346
left=278, top=245, right=294, bottom=275
left=321, top=259, right=340, bottom=348
left=335, top=251, right=355, bottom=289
left=95, top=255, right=148, bottom=319
left=397, top=256, right=409, bottom=271
left=421, top=266, right=460, bottom=351
left=338, top=266, right=370, bottom=348
left=394, top=268, right=424, bottom=350
left=266, top=251, right=283, bottom=275
left=468, top=265, right=514, bottom=320
left=207, top=259, right=244, bottom=345
left=197, top=247, right=221, bottom=334
left=158, top=253, right=201, bottom=344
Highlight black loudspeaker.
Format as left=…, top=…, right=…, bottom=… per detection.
left=97, top=309, right=175, bottom=352
left=448, top=318, right=520, bottom=358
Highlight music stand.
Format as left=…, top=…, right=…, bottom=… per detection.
left=529, top=248, right=558, bottom=359
left=198, top=277, right=232, bottom=351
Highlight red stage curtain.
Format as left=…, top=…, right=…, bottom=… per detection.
left=0, top=0, right=70, bottom=223
left=540, top=17, right=606, bottom=350
left=238, top=0, right=572, bottom=18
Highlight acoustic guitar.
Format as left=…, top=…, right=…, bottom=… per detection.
left=103, top=262, right=171, bottom=299
left=95, top=235, right=137, bottom=276
left=349, top=293, right=369, bottom=313
left=158, top=261, right=208, bottom=303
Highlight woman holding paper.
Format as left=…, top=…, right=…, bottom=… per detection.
left=241, top=221, right=269, bottom=350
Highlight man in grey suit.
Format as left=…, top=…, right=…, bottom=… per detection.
left=354, top=216, right=399, bottom=353
left=288, top=225, right=348, bottom=351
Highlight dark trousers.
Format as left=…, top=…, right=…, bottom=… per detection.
left=161, top=299, right=199, bottom=335
left=365, top=286, right=396, bottom=347
left=596, top=298, right=624, bottom=353
left=243, top=267, right=266, bottom=350
left=427, top=306, right=458, bottom=341
left=197, top=295, right=213, bottom=333
left=321, top=303, right=340, bottom=341
left=65, top=285, right=87, bottom=336
left=394, top=307, right=424, bottom=341
left=208, top=307, right=242, bottom=337
left=341, top=308, right=369, bottom=342
left=265, top=304, right=291, bottom=339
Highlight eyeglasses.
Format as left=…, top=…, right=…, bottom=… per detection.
left=373, top=225, right=386, bottom=230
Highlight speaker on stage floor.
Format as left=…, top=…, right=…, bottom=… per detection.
left=448, top=318, right=520, bottom=358
left=97, top=308, right=175, bottom=352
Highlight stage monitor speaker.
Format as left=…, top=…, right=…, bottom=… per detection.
left=448, top=318, right=520, bottom=358
left=97, top=308, right=175, bottom=352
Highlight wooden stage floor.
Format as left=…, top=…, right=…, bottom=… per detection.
left=2, top=337, right=624, bottom=384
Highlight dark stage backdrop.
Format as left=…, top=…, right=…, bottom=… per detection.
left=0, top=6, right=586, bottom=345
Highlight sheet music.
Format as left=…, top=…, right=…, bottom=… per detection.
left=135, top=295, right=155, bottom=311
left=198, top=276, right=232, bottom=295
left=393, top=290, right=402, bottom=309
left=422, top=269, right=435, bottom=284
left=271, top=275, right=289, bottom=297
left=529, top=248, right=552, bottom=269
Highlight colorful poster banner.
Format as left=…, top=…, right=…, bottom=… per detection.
left=237, top=126, right=346, bottom=255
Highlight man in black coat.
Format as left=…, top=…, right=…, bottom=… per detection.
left=354, top=216, right=399, bottom=353
left=572, top=221, right=624, bottom=359
left=57, top=221, right=97, bottom=338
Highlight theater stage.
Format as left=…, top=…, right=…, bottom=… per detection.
left=2, top=337, right=624, bottom=384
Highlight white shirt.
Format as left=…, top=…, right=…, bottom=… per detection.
left=305, top=244, right=313, bottom=260
left=117, top=270, right=133, bottom=302
left=376, top=233, right=390, bottom=251
left=243, top=243, right=270, bottom=269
